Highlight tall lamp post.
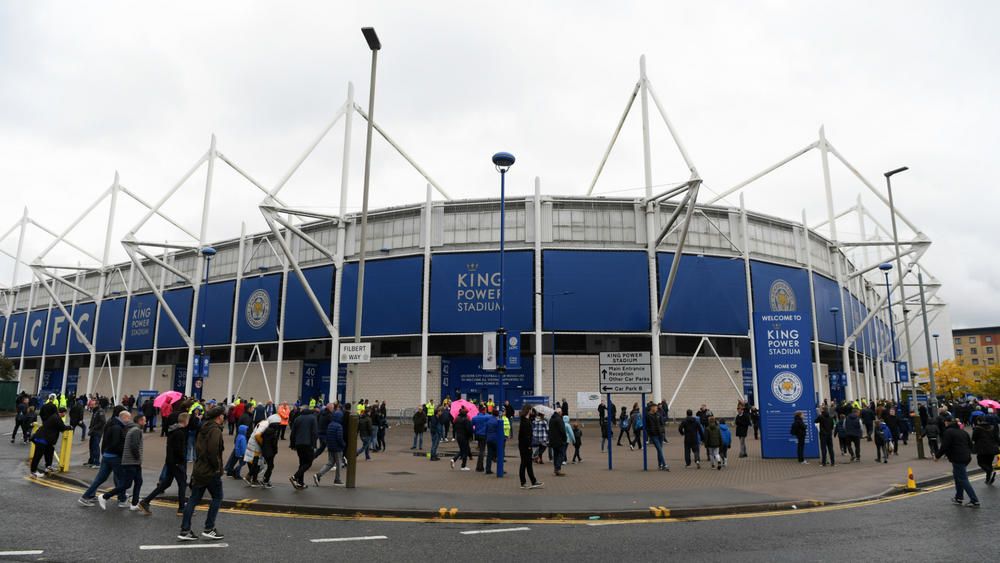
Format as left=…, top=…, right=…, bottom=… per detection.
left=536, top=290, right=573, bottom=403
left=353, top=26, right=381, bottom=367
left=198, top=246, right=217, bottom=398
left=879, top=263, right=899, bottom=402
left=830, top=306, right=840, bottom=401
left=492, top=151, right=515, bottom=479
left=932, top=332, right=942, bottom=411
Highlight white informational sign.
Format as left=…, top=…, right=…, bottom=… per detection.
left=598, top=351, right=652, bottom=393
left=577, top=392, right=601, bottom=410
left=482, top=332, right=497, bottom=370
left=339, top=342, right=372, bottom=364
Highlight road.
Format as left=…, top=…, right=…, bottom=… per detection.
left=0, top=443, right=992, bottom=562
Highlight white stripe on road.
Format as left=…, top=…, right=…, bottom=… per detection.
left=0, top=551, right=43, bottom=556
left=139, top=544, right=229, bottom=550
left=460, top=527, right=531, bottom=535
left=310, top=536, right=388, bottom=543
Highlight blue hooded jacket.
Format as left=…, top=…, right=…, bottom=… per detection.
left=234, top=424, right=248, bottom=458
left=485, top=415, right=501, bottom=444
left=325, top=411, right=346, bottom=453
left=473, top=413, right=491, bottom=438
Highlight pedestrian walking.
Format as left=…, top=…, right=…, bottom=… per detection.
left=69, top=398, right=87, bottom=442
left=139, top=412, right=189, bottom=515
left=314, top=403, right=334, bottom=459
left=289, top=405, right=318, bottom=489
left=705, top=416, right=723, bottom=469
left=735, top=406, right=750, bottom=458
left=719, top=418, right=731, bottom=467
left=85, top=403, right=106, bottom=467
left=313, top=409, right=346, bottom=486
left=517, top=406, right=543, bottom=489
left=450, top=407, right=473, bottom=471
left=484, top=410, right=502, bottom=474
left=814, top=408, right=835, bottom=467
left=548, top=409, right=568, bottom=476
left=411, top=405, right=427, bottom=450
left=428, top=406, right=444, bottom=461
left=679, top=409, right=703, bottom=468
left=30, top=406, right=68, bottom=477
left=9, top=397, right=28, bottom=444
left=78, top=409, right=129, bottom=506
left=531, top=411, right=549, bottom=464
left=178, top=406, right=227, bottom=541
left=472, top=408, right=491, bottom=472
left=571, top=421, right=583, bottom=464
left=356, top=408, right=374, bottom=461
left=616, top=406, right=630, bottom=447
left=934, top=414, right=980, bottom=507
left=98, top=413, right=146, bottom=512
left=874, top=418, right=890, bottom=463
left=258, top=414, right=281, bottom=488
left=924, top=416, right=941, bottom=458
left=972, top=417, right=998, bottom=485
left=750, top=406, right=760, bottom=440
left=646, top=403, right=668, bottom=470
left=845, top=408, right=863, bottom=462
left=790, top=411, right=807, bottom=464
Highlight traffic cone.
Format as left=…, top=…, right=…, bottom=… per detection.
left=906, top=466, right=917, bottom=491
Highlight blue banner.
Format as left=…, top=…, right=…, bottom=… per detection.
left=751, top=261, right=818, bottom=459
left=284, top=266, right=333, bottom=341
left=742, top=359, right=754, bottom=406
left=4, top=313, right=25, bottom=358
left=237, top=274, right=282, bottom=343
left=157, top=288, right=193, bottom=349
left=44, top=308, right=71, bottom=356
left=429, top=251, right=533, bottom=334
left=96, top=298, right=126, bottom=353
left=542, top=250, right=648, bottom=332
left=440, top=356, right=534, bottom=409
left=40, top=369, right=78, bottom=395
left=68, top=302, right=97, bottom=355
left=23, top=309, right=49, bottom=357
left=301, top=361, right=346, bottom=405
left=197, top=280, right=236, bottom=346
left=173, top=365, right=186, bottom=393
left=657, top=253, right=749, bottom=335
left=506, top=331, right=521, bottom=369
left=340, top=256, right=424, bottom=337
left=897, top=361, right=909, bottom=383
left=125, top=294, right=158, bottom=350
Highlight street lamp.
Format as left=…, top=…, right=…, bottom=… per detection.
left=198, top=246, right=217, bottom=397
left=536, top=290, right=574, bottom=402
left=354, top=26, right=381, bottom=355
left=879, top=263, right=899, bottom=402
left=932, top=333, right=942, bottom=370
left=492, top=150, right=514, bottom=479
left=830, top=306, right=840, bottom=400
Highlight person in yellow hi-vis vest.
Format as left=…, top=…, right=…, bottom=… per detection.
left=189, top=400, right=203, bottom=414
left=502, top=414, right=511, bottom=439
left=58, top=394, right=67, bottom=410
left=487, top=399, right=495, bottom=414
left=425, top=400, right=435, bottom=417
left=309, top=398, right=316, bottom=409
left=356, top=402, right=365, bottom=415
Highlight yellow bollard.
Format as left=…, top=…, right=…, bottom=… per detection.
left=58, top=430, right=73, bottom=472
left=27, top=422, right=40, bottom=463
left=906, top=466, right=917, bottom=491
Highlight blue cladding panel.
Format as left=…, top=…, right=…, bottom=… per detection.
left=284, top=266, right=333, bottom=341
left=236, top=274, right=282, bottom=343
left=45, top=307, right=73, bottom=355
left=23, top=309, right=49, bottom=357
left=158, top=288, right=193, bottom=349
left=812, top=274, right=844, bottom=345
left=543, top=250, right=648, bottom=332
left=125, top=294, right=158, bottom=350
left=430, top=251, right=533, bottom=334
left=96, top=298, right=126, bottom=352
left=68, top=302, right=97, bottom=355
left=197, top=280, right=236, bottom=346
left=657, top=253, right=749, bottom=335
left=4, top=313, right=25, bottom=358
left=341, top=256, right=424, bottom=337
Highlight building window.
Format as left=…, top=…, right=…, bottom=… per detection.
left=971, top=347, right=978, bottom=355
left=988, top=347, right=994, bottom=354
left=987, top=336, right=994, bottom=343
left=970, top=336, right=978, bottom=344
left=972, top=358, right=980, bottom=365
left=989, top=358, right=995, bottom=365
left=956, top=349, right=963, bottom=356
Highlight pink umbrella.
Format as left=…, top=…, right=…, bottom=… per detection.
left=450, top=399, right=479, bottom=420
left=153, top=390, right=182, bottom=410
left=978, top=399, right=1000, bottom=409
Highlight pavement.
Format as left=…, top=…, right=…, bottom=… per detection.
left=22, top=419, right=977, bottom=520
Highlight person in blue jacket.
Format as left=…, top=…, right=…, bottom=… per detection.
left=230, top=425, right=248, bottom=479
left=313, top=410, right=346, bottom=486
left=472, top=409, right=491, bottom=472
left=719, top=418, right=732, bottom=468
left=484, top=410, right=502, bottom=474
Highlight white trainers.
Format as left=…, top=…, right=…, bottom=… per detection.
left=97, top=496, right=107, bottom=510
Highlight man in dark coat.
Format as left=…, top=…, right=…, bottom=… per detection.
left=450, top=408, right=473, bottom=470
left=30, top=407, right=68, bottom=476
left=140, top=412, right=190, bottom=515
left=69, top=398, right=86, bottom=442
left=289, top=407, right=318, bottom=489
left=935, top=414, right=979, bottom=506
left=735, top=406, right=751, bottom=458
left=548, top=410, right=568, bottom=476
left=814, top=408, right=835, bottom=466
left=178, top=406, right=226, bottom=541
left=679, top=409, right=704, bottom=468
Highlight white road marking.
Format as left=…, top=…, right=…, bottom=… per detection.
left=0, top=551, right=43, bottom=556
left=139, top=544, right=229, bottom=550
left=309, top=536, right=388, bottom=543
left=460, top=527, right=531, bottom=535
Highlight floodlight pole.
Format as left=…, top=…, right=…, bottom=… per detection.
left=918, top=272, right=938, bottom=413
left=354, top=28, right=380, bottom=356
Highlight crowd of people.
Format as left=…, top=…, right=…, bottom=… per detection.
left=7, top=388, right=998, bottom=542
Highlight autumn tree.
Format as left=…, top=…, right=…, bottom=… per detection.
left=918, top=359, right=976, bottom=399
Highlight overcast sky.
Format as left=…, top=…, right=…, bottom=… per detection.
left=0, top=1, right=995, bottom=345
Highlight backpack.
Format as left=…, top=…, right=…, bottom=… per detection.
left=620, top=417, right=629, bottom=430
left=635, top=414, right=644, bottom=430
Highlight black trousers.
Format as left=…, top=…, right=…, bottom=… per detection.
left=452, top=438, right=471, bottom=467
left=262, top=454, right=276, bottom=483
left=293, top=445, right=314, bottom=483
left=475, top=436, right=487, bottom=470
left=977, top=453, right=995, bottom=477
left=30, top=443, right=53, bottom=472
left=142, top=463, right=187, bottom=510
left=819, top=433, right=835, bottom=465
left=849, top=436, right=861, bottom=459
left=518, top=447, right=537, bottom=486
left=796, top=437, right=805, bottom=462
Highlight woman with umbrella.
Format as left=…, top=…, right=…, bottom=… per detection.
left=450, top=407, right=473, bottom=471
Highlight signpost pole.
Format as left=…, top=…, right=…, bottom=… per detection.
left=607, top=393, right=613, bottom=470
left=641, top=392, right=648, bottom=471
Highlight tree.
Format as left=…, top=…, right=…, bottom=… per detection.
left=0, top=355, right=13, bottom=381
left=975, top=366, right=1000, bottom=400
left=918, top=359, right=976, bottom=399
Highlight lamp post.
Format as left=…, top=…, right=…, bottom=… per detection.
left=932, top=332, right=942, bottom=409
left=879, top=263, right=899, bottom=401
left=830, top=306, right=840, bottom=401
left=492, top=151, right=515, bottom=479
left=198, top=246, right=217, bottom=397
left=353, top=26, right=381, bottom=353
left=536, top=290, right=573, bottom=403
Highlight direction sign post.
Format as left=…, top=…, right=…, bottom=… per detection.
left=339, top=342, right=372, bottom=364
left=598, top=352, right=652, bottom=471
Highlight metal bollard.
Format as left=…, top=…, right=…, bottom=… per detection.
left=346, top=413, right=359, bottom=488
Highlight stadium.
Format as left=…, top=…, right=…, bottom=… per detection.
left=0, top=59, right=944, bottom=421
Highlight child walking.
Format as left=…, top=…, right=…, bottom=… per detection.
left=571, top=422, right=583, bottom=463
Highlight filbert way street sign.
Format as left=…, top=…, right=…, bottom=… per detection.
left=598, top=352, right=652, bottom=393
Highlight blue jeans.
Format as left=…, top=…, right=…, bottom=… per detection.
left=103, top=465, right=143, bottom=505
left=82, top=455, right=124, bottom=501
left=952, top=462, right=979, bottom=503
left=357, top=436, right=372, bottom=460
left=650, top=435, right=666, bottom=467
left=87, top=434, right=101, bottom=465
left=181, top=475, right=224, bottom=532
left=430, top=432, right=440, bottom=457
left=412, top=432, right=424, bottom=449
